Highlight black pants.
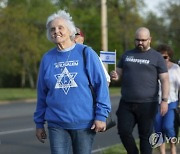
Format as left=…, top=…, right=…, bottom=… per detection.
left=116, top=99, right=158, bottom=154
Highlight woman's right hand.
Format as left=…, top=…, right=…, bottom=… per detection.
left=36, top=128, right=47, bottom=143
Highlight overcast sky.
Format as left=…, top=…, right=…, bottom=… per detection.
left=144, top=0, right=163, bottom=12
left=143, top=0, right=165, bottom=16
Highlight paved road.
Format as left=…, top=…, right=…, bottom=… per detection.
left=0, top=96, right=123, bottom=154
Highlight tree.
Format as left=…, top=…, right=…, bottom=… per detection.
left=0, top=0, right=57, bottom=88
left=144, top=0, right=180, bottom=60
left=164, top=0, right=180, bottom=59
left=144, top=12, right=168, bottom=47
left=108, top=0, right=144, bottom=54
left=0, top=0, right=179, bottom=87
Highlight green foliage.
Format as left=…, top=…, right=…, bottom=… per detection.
left=0, top=0, right=57, bottom=88
left=107, top=0, right=144, bottom=60
left=144, top=0, right=180, bottom=61
left=0, top=0, right=179, bottom=88
left=165, top=0, right=180, bottom=59
left=144, top=12, right=168, bottom=47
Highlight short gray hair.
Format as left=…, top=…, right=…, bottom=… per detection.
left=46, top=10, right=76, bottom=42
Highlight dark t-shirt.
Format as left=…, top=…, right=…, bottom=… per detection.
left=117, top=48, right=168, bottom=103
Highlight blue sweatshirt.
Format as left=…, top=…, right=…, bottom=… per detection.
left=34, top=43, right=111, bottom=129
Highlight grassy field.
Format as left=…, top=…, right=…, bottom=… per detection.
left=99, top=144, right=127, bottom=154
left=0, top=87, right=120, bottom=101
left=98, top=145, right=161, bottom=154
left=101, top=143, right=175, bottom=154
left=0, top=88, right=37, bottom=101
left=109, top=87, right=121, bottom=96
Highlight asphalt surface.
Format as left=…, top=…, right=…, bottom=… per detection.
left=0, top=96, right=122, bottom=154
left=1, top=96, right=177, bottom=154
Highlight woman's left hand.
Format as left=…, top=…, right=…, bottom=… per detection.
left=160, top=101, right=168, bottom=116
left=91, top=120, right=106, bottom=132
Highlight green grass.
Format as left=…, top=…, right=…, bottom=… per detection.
left=0, top=88, right=36, bottom=101
left=0, top=87, right=120, bottom=101
left=109, top=87, right=121, bottom=96
left=101, top=144, right=158, bottom=154
left=101, top=141, right=178, bottom=154
left=101, top=140, right=140, bottom=154
left=101, top=140, right=160, bottom=154
left=100, top=144, right=127, bottom=154
left=101, top=140, right=156, bottom=154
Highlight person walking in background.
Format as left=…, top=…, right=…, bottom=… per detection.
left=74, top=27, right=111, bottom=85
left=110, top=27, right=169, bottom=154
left=154, top=44, right=180, bottom=154
left=74, top=27, right=84, bottom=44
left=33, top=10, right=111, bottom=154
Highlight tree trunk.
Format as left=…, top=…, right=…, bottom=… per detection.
left=21, top=69, right=26, bottom=88
left=28, top=71, right=35, bottom=88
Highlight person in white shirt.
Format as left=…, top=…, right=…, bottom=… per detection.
left=154, top=44, right=180, bottom=154
left=74, top=27, right=111, bottom=85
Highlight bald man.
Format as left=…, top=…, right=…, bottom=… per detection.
left=110, top=27, right=169, bottom=154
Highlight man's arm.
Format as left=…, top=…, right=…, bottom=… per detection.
left=159, top=72, right=169, bottom=116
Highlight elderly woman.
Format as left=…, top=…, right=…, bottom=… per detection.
left=34, top=10, right=111, bottom=154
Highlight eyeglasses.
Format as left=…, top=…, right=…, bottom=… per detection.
left=135, top=38, right=149, bottom=42
left=163, top=56, right=168, bottom=59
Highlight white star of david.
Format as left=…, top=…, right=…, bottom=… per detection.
left=54, top=67, right=78, bottom=95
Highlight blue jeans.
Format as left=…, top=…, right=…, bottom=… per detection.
left=116, top=99, right=158, bottom=154
left=48, top=127, right=96, bottom=154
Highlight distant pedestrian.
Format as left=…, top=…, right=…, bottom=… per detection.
left=74, top=27, right=84, bottom=44
left=154, top=44, right=180, bottom=154
left=110, top=27, right=169, bottom=154
left=177, top=60, right=180, bottom=66
left=74, top=27, right=111, bottom=85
